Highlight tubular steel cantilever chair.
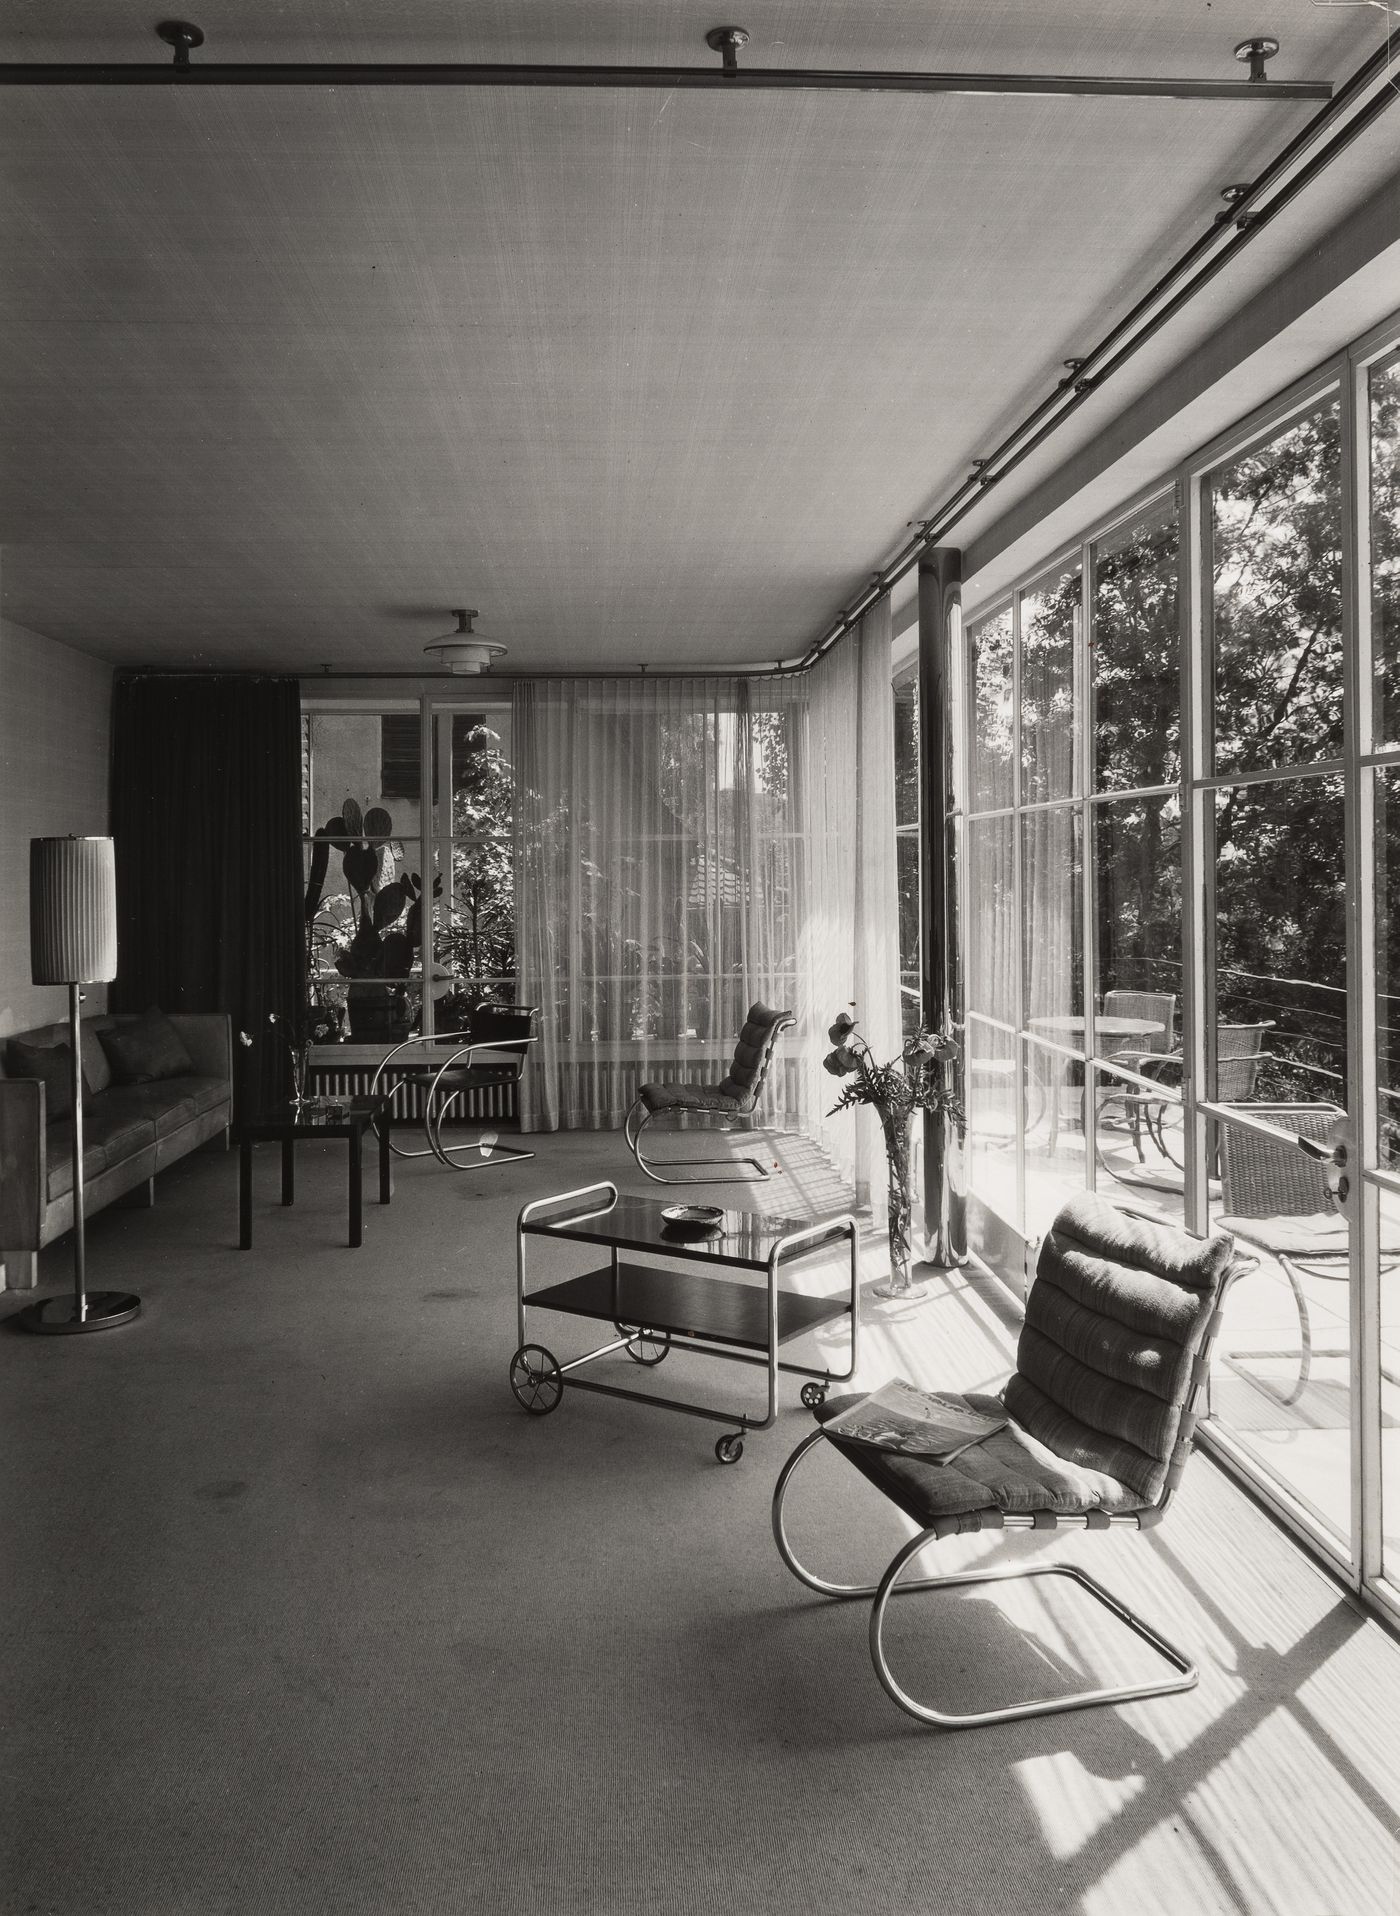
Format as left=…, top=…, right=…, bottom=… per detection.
left=369, top=1001, right=539, bottom=1172
left=624, top=1003, right=795, bottom=1185
left=772, top=1190, right=1240, bottom=1728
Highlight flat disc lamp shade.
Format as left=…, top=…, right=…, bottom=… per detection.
left=30, top=836, right=118, bottom=985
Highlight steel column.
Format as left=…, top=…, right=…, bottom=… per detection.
left=919, top=551, right=964, bottom=1267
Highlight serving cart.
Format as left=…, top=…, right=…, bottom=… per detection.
left=511, top=1182, right=860, bottom=1463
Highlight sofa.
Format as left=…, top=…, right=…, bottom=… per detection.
left=0, top=1010, right=232, bottom=1290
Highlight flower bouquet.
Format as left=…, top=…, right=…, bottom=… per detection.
left=824, top=1012, right=961, bottom=1300
left=238, top=1011, right=312, bottom=1110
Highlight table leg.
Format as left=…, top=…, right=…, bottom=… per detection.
left=281, top=1138, right=295, bottom=1205
left=349, top=1129, right=363, bottom=1248
left=378, top=1114, right=392, bottom=1205
left=239, top=1139, right=253, bottom=1249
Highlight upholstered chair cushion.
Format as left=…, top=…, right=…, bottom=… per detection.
left=715, top=1003, right=788, bottom=1104
left=821, top=1191, right=1234, bottom=1523
left=1003, top=1192, right=1233, bottom=1505
left=635, top=1003, right=791, bottom=1117
left=637, top=1082, right=744, bottom=1115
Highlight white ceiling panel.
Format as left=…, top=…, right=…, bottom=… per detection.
left=0, top=2, right=1394, bottom=670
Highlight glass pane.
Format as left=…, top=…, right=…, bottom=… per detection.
left=1021, top=806, right=1083, bottom=1028
left=1378, top=771, right=1400, bottom=1167
left=897, top=832, right=920, bottom=1037
left=307, top=710, right=424, bottom=840
left=1374, top=351, right=1400, bottom=748
left=1092, top=1062, right=1186, bottom=1224
left=304, top=836, right=426, bottom=1040
left=893, top=668, right=919, bottom=828
left=1093, top=500, right=1180, bottom=790
left=966, top=1018, right=1018, bottom=1223
left=969, top=607, right=1013, bottom=812
left=1210, top=400, right=1343, bottom=776
left=432, top=709, right=514, bottom=836
left=1094, top=792, right=1182, bottom=1045
left=1020, top=560, right=1081, bottom=804
left=1381, top=1187, right=1400, bottom=1583
left=436, top=840, right=516, bottom=1014
left=1210, top=1109, right=1351, bottom=1544
left=966, top=815, right=1015, bottom=1024
left=1214, top=777, right=1345, bottom=1106
left=1024, top=1036, right=1088, bottom=1237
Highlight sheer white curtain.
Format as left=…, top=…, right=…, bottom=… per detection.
left=513, top=611, right=900, bottom=1207
left=796, top=597, right=901, bottom=1211
left=513, top=676, right=802, bottom=1130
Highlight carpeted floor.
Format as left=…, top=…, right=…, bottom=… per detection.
left=3, top=1128, right=1399, bottom=1916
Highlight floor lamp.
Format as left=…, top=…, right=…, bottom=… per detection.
left=17, top=836, right=140, bottom=1334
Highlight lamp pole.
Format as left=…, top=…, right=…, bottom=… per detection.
left=18, top=836, right=140, bottom=1333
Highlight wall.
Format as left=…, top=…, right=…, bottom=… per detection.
left=0, top=616, right=113, bottom=1038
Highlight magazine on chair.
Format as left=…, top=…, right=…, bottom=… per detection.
left=824, top=1378, right=1008, bottom=1464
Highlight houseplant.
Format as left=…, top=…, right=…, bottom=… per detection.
left=824, top=1012, right=961, bottom=1300
left=304, top=798, right=439, bottom=1040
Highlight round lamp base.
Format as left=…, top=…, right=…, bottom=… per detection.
left=16, top=1291, right=141, bottom=1335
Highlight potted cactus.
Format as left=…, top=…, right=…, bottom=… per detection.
left=304, top=798, right=439, bottom=1041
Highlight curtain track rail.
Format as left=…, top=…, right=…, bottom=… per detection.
left=788, top=31, right=1397, bottom=673
left=0, top=17, right=1333, bottom=102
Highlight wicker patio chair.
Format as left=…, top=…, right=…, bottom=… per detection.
left=1114, top=1021, right=1274, bottom=1173
left=1214, top=1103, right=1395, bottom=1408
left=624, top=1003, right=794, bottom=1185
left=772, top=1190, right=1241, bottom=1728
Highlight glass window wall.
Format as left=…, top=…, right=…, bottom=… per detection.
left=954, top=313, right=1400, bottom=1625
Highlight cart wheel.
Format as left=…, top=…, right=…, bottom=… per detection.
left=617, top=1322, right=671, bottom=1367
left=800, top=1381, right=828, bottom=1410
left=715, top=1433, right=744, bottom=1466
left=509, top=1343, right=563, bottom=1416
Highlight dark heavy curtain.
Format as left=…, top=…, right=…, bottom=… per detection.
left=110, top=676, right=304, bottom=1115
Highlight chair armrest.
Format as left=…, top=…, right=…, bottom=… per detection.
left=166, top=1013, right=232, bottom=1085
left=0, top=1078, right=46, bottom=1248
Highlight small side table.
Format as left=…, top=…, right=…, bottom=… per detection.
left=236, top=1095, right=392, bottom=1250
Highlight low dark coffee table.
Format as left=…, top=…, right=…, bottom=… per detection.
left=236, top=1095, right=392, bottom=1250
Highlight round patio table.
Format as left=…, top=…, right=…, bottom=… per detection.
left=1026, top=1014, right=1165, bottom=1150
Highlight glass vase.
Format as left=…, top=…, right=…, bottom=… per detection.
left=871, top=1108, right=926, bottom=1301
left=289, top=1043, right=311, bottom=1110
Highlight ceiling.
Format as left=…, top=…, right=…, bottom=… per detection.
left=0, top=1, right=1395, bottom=674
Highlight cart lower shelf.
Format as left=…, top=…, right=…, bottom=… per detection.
left=523, top=1260, right=850, bottom=1349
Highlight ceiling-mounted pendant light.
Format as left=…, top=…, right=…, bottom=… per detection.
left=423, top=609, right=507, bottom=675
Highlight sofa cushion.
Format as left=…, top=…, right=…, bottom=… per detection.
left=98, top=1079, right=225, bottom=1138
left=7, top=1038, right=75, bottom=1122
left=80, top=1024, right=114, bottom=1095
left=45, top=1101, right=158, bottom=1201
left=99, top=1010, right=195, bottom=1085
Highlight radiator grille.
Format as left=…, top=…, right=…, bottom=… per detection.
left=313, top=1067, right=517, bottom=1124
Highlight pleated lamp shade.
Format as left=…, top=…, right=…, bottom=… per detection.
left=30, top=836, right=118, bottom=985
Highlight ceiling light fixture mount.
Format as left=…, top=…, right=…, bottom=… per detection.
left=155, top=20, right=204, bottom=71
left=705, top=27, right=750, bottom=75
left=1234, top=37, right=1281, bottom=84
left=423, top=610, right=507, bottom=676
